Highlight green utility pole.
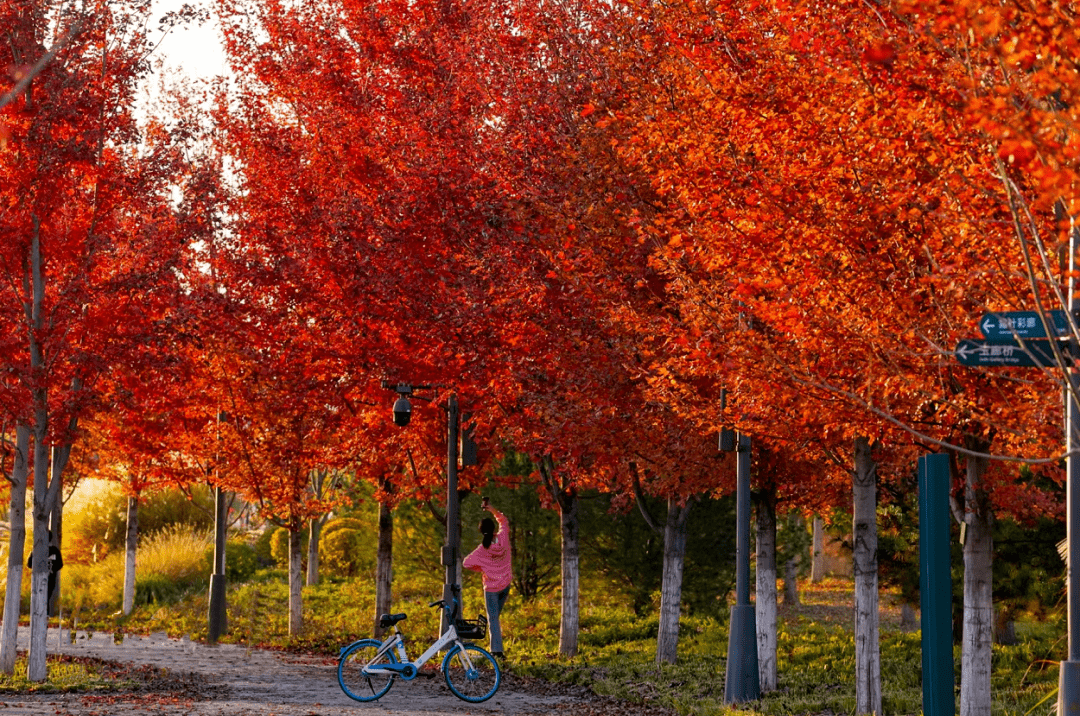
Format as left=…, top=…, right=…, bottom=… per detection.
left=724, top=433, right=759, bottom=703
left=918, top=454, right=954, bottom=716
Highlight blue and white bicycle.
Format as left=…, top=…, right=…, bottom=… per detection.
left=337, top=587, right=500, bottom=703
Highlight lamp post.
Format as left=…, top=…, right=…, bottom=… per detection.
left=383, top=382, right=467, bottom=633
left=208, top=410, right=229, bottom=643
left=723, top=432, right=760, bottom=703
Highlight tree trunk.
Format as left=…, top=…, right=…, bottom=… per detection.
left=123, top=495, right=138, bottom=615
left=755, top=485, right=778, bottom=692
left=48, top=479, right=63, bottom=618
left=960, top=454, right=993, bottom=716
left=288, top=527, right=303, bottom=636
left=374, top=499, right=393, bottom=638
left=811, top=515, right=826, bottom=583
left=900, top=603, right=919, bottom=632
left=0, top=425, right=30, bottom=674
left=27, top=220, right=51, bottom=682
left=306, top=516, right=321, bottom=587
left=783, top=513, right=803, bottom=605
left=784, top=554, right=801, bottom=605
left=28, top=415, right=51, bottom=682
left=853, top=437, right=881, bottom=716
left=558, top=491, right=579, bottom=658
left=540, top=456, right=579, bottom=658
left=656, top=497, right=691, bottom=664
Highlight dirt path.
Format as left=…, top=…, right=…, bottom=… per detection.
left=0, top=628, right=628, bottom=716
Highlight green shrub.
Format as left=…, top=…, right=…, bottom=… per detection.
left=203, top=540, right=260, bottom=582
left=269, top=527, right=308, bottom=568
left=321, top=528, right=366, bottom=578
left=322, top=517, right=367, bottom=539
left=134, top=574, right=183, bottom=606
left=253, top=526, right=276, bottom=567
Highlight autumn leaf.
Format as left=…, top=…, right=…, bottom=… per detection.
left=862, top=42, right=897, bottom=66
left=998, top=139, right=1037, bottom=167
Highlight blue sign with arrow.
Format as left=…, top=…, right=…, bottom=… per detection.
left=955, top=338, right=1067, bottom=367
left=979, top=310, right=1071, bottom=340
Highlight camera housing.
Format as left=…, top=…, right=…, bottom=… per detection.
left=392, top=395, right=412, bottom=427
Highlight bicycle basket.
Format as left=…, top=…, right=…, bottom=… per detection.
left=455, top=614, right=487, bottom=640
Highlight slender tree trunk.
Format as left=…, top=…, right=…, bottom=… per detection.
left=784, top=513, right=803, bottom=605
left=811, top=515, right=826, bottom=583
left=28, top=414, right=51, bottom=682
left=48, top=480, right=62, bottom=618
left=0, top=425, right=30, bottom=674
left=374, top=499, right=393, bottom=638
left=853, top=437, right=881, bottom=716
left=288, top=527, right=303, bottom=636
left=122, top=495, right=138, bottom=615
left=960, top=454, right=993, bottom=716
left=784, top=556, right=801, bottom=605
left=27, top=218, right=51, bottom=682
left=558, top=491, right=579, bottom=658
left=656, top=498, right=691, bottom=664
left=755, top=485, right=778, bottom=692
left=306, top=516, right=321, bottom=587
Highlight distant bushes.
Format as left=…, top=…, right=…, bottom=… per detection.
left=63, top=525, right=212, bottom=611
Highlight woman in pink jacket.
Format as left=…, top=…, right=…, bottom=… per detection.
left=463, top=497, right=512, bottom=658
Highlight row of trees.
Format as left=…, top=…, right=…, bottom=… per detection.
left=2, top=0, right=1077, bottom=713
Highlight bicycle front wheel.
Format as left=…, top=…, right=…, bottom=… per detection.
left=338, top=639, right=397, bottom=702
left=443, top=643, right=500, bottom=703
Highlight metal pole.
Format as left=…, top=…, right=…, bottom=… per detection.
left=919, top=454, right=955, bottom=716
left=207, top=484, right=228, bottom=642
left=1061, top=215, right=1080, bottom=714
left=441, top=393, right=460, bottom=634
left=725, top=432, right=759, bottom=703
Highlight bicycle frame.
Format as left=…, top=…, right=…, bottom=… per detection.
left=349, top=622, right=475, bottom=681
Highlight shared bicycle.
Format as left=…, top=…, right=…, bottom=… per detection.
left=337, top=586, right=501, bottom=703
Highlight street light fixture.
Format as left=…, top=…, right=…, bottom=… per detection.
left=382, top=380, right=468, bottom=632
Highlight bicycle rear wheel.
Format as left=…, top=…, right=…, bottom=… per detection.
left=443, top=643, right=500, bottom=703
left=338, top=639, right=397, bottom=702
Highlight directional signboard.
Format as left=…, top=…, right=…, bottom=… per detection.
left=980, top=310, right=1071, bottom=340
left=955, top=338, right=1067, bottom=367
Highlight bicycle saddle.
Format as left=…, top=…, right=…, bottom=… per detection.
left=378, top=613, right=408, bottom=628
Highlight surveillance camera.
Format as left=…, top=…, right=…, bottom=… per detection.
left=392, top=395, right=412, bottom=427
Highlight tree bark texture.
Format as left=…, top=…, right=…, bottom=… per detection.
left=656, top=497, right=691, bottom=665
left=28, top=404, right=51, bottom=682
left=783, top=513, right=803, bottom=605
left=123, top=495, right=138, bottom=615
left=960, top=454, right=993, bottom=716
left=811, top=515, right=826, bottom=583
left=784, top=554, right=801, bottom=605
left=288, top=528, right=303, bottom=636
left=374, top=500, right=393, bottom=637
left=755, top=485, right=778, bottom=692
left=27, top=220, right=50, bottom=682
left=0, top=425, right=30, bottom=674
left=306, top=517, right=321, bottom=587
left=540, top=456, right=579, bottom=658
left=853, top=437, right=881, bottom=716
left=559, top=493, right=580, bottom=658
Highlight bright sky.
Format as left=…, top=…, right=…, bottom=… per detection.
left=151, top=0, right=229, bottom=83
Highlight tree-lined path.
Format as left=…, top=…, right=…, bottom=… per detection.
left=0, top=626, right=647, bottom=716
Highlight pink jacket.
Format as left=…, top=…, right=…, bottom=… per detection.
left=463, top=508, right=513, bottom=592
